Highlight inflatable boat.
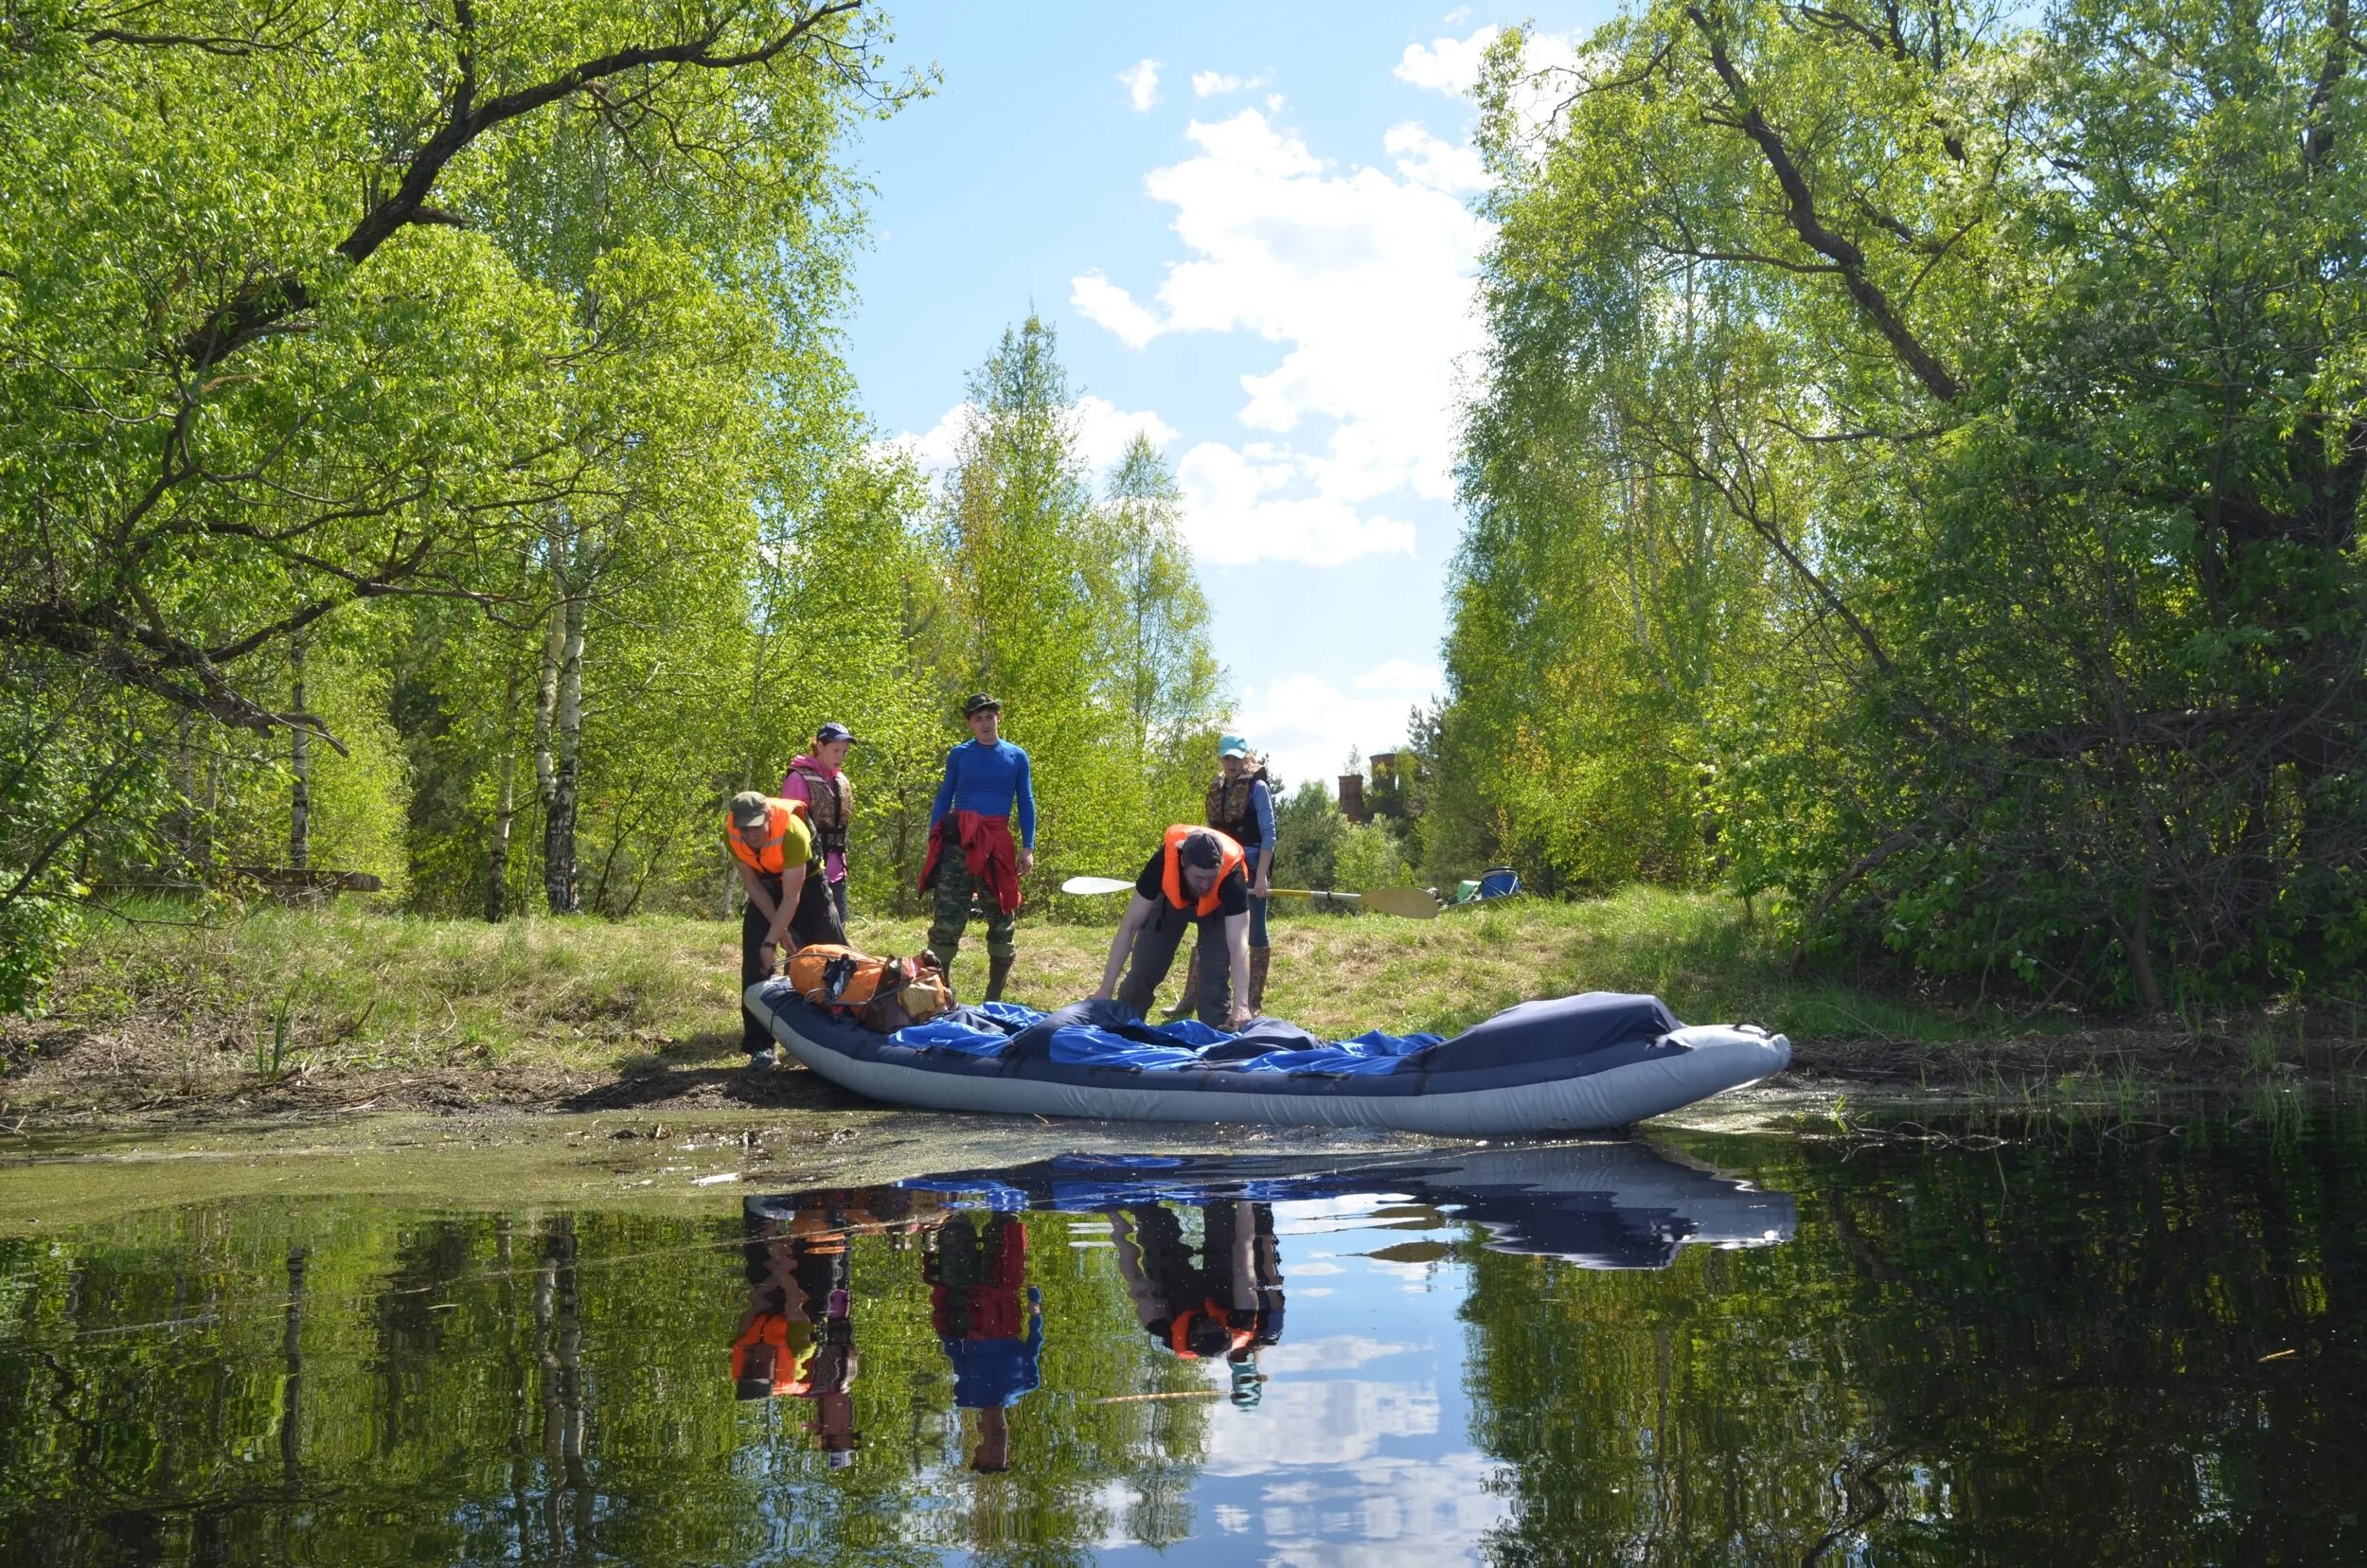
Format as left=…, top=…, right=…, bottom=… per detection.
left=745, top=982, right=1789, bottom=1137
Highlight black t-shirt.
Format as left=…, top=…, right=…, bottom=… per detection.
left=1136, top=850, right=1250, bottom=918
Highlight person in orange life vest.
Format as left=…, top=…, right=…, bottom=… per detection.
left=924, top=1210, right=1041, bottom=1473
left=731, top=1216, right=842, bottom=1397
left=1093, top=827, right=1255, bottom=1029
left=728, top=790, right=846, bottom=1060
left=782, top=722, right=857, bottom=930
left=731, top=1212, right=865, bottom=1464
left=1166, top=735, right=1278, bottom=1021
left=1108, top=1200, right=1285, bottom=1406
left=918, top=694, right=1036, bottom=1003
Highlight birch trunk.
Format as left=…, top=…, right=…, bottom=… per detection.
left=486, top=665, right=525, bottom=922
left=289, top=636, right=311, bottom=871
left=543, top=590, right=585, bottom=915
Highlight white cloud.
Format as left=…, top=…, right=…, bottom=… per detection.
left=1257, top=1335, right=1420, bottom=1373
left=1192, top=69, right=1271, bottom=97
left=1251, top=1452, right=1511, bottom=1565
left=1398, top=24, right=1596, bottom=145
left=1232, top=672, right=1426, bottom=793
left=1119, top=57, right=1161, bottom=112
left=1383, top=121, right=1489, bottom=193
left=1202, top=1379, right=1439, bottom=1472
left=882, top=401, right=968, bottom=475
left=1176, top=442, right=1416, bottom=568
left=1353, top=658, right=1444, bottom=693
left=1396, top=25, right=1502, bottom=94
left=1070, top=108, right=1492, bottom=567
left=1072, top=395, right=1178, bottom=473
left=1070, top=271, right=1163, bottom=350
left=888, top=396, right=1176, bottom=483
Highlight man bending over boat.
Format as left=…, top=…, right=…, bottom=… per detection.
left=1093, top=828, right=1255, bottom=1030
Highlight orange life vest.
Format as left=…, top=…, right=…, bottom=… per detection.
left=1160, top=825, right=1245, bottom=916
left=726, top=797, right=809, bottom=876
left=731, top=1312, right=817, bottom=1397
left=1166, top=1302, right=1257, bottom=1360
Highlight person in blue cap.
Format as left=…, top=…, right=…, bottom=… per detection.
left=1166, top=735, right=1276, bottom=1018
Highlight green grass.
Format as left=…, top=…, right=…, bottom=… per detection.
left=5, top=887, right=2010, bottom=1105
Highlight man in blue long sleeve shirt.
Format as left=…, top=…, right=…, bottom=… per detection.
left=921, top=694, right=1038, bottom=1001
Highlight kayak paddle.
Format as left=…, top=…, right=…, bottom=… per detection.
left=1059, top=876, right=1136, bottom=895
left=1059, top=875, right=1439, bottom=919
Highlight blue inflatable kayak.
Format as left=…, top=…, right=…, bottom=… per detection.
left=745, top=983, right=1789, bottom=1136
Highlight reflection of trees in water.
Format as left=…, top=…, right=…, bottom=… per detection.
left=9, top=1127, right=2359, bottom=1563
left=1458, top=1125, right=2367, bottom=1563
left=0, top=1201, right=1222, bottom=1564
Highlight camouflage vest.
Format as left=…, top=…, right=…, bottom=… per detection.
left=1204, top=765, right=1268, bottom=846
left=788, top=763, right=851, bottom=858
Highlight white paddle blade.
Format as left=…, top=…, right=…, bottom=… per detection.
left=1059, top=876, right=1136, bottom=896
left=1361, top=885, right=1442, bottom=919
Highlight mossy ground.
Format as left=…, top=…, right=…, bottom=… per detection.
left=3, top=889, right=2356, bottom=1122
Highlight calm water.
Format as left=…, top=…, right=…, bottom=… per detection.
left=2, top=1110, right=2363, bottom=1565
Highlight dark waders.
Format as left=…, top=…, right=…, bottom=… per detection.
left=1170, top=848, right=1270, bottom=1018
left=740, top=861, right=848, bottom=1055
left=1118, top=901, right=1233, bottom=1027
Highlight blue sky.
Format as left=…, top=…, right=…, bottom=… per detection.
left=843, top=2, right=1611, bottom=790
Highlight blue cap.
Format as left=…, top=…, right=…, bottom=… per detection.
left=1219, top=735, right=1250, bottom=758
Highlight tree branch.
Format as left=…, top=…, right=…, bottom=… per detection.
left=177, top=0, right=868, bottom=367
left=1685, top=6, right=1965, bottom=402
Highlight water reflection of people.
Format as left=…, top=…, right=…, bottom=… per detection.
left=925, top=1211, right=1042, bottom=1471
left=1110, top=1201, right=1285, bottom=1405
left=734, top=1191, right=949, bottom=1469
left=733, top=1209, right=860, bottom=1464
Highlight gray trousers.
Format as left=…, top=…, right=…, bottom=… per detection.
left=1117, top=903, right=1232, bottom=1025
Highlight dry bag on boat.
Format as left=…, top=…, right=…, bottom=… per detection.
left=789, top=945, right=954, bottom=1033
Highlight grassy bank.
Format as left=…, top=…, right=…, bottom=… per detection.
left=4, top=890, right=2355, bottom=1120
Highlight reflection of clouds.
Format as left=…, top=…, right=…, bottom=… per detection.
left=1362, top=1257, right=1445, bottom=1292
left=1205, top=1380, right=1439, bottom=1472
left=1288, top=1261, right=1344, bottom=1276
left=1272, top=1195, right=1418, bottom=1237
left=1257, top=1452, right=1510, bottom=1565
left=1258, top=1336, right=1420, bottom=1374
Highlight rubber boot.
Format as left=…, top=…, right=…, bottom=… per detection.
left=1161, top=952, right=1200, bottom=1020
left=986, top=954, right=1014, bottom=1004
left=1248, top=948, right=1271, bottom=1017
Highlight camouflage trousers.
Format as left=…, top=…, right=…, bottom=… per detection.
left=926, top=849, right=1017, bottom=963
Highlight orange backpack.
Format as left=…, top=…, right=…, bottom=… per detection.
left=788, top=945, right=955, bottom=1033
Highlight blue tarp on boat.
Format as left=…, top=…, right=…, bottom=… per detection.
left=878, top=992, right=1681, bottom=1083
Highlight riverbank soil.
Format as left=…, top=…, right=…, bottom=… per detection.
left=4, top=893, right=2357, bottom=1127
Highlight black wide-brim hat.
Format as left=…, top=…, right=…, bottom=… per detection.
left=962, top=693, right=1001, bottom=717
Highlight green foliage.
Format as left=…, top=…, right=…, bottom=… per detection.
left=1438, top=0, right=2367, bottom=1008
left=1269, top=781, right=1346, bottom=894
left=930, top=317, right=1224, bottom=889
left=1331, top=822, right=1413, bottom=894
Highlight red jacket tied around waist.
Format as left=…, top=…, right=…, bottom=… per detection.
left=919, top=811, right=1023, bottom=916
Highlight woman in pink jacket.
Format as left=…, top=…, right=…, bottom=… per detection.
left=782, top=722, right=856, bottom=927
